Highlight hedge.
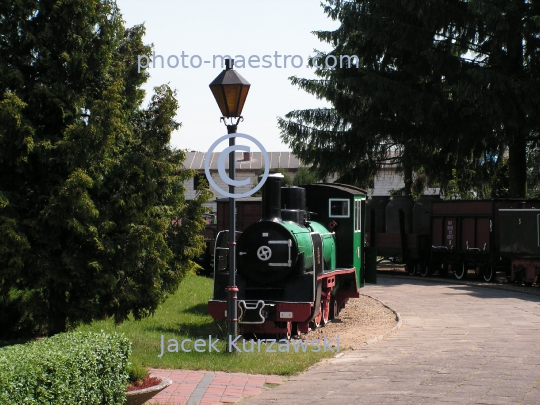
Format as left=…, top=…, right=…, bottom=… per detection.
left=0, top=331, right=131, bottom=404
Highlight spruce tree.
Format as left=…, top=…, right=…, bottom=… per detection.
left=279, top=0, right=540, bottom=198
left=0, top=0, right=210, bottom=337
left=457, top=1, right=540, bottom=197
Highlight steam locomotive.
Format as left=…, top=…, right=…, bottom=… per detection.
left=208, top=175, right=366, bottom=337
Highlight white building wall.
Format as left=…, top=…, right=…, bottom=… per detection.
left=370, top=169, right=405, bottom=196
left=185, top=169, right=297, bottom=213
left=370, top=168, right=439, bottom=196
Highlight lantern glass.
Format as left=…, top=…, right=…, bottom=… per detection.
left=209, top=61, right=251, bottom=118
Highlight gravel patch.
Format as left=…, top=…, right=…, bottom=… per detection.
left=298, top=295, right=399, bottom=350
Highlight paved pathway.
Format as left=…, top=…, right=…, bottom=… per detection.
left=239, top=276, right=540, bottom=405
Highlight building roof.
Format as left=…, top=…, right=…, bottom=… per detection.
left=215, top=197, right=262, bottom=202
left=304, top=183, right=367, bottom=195
left=185, top=151, right=303, bottom=170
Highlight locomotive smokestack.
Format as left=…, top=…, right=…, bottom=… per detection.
left=261, top=173, right=283, bottom=222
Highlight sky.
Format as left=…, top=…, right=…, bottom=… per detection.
left=116, top=0, right=339, bottom=152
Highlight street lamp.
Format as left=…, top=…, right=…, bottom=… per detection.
left=209, top=59, right=250, bottom=344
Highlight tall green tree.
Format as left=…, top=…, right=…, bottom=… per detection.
left=279, top=0, right=540, bottom=198
left=0, top=0, right=210, bottom=338
left=450, top=1, right=540, bottom=197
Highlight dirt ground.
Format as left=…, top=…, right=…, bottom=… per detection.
left=299, top=295, right=398, bottom=350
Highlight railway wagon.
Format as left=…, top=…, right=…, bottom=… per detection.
left=499, top=209, right=540, bottom=284
left=196, top=198, right=262, bottom=276
left=368, top=196, right=540, bottom=283
left=366, top=195, right=439, bottom=276
left=430, top=200, right=540, bottom=281
left=216, top=197, right=262, bottom=232
left=208, top=177, right=367, bottom=338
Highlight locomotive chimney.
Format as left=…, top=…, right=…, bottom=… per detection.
left=261, top=173, right=283, bottom=222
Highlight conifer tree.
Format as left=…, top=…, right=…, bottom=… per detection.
left=0, top=0, right=210, bottom=337
left=279, top=0, right=540, bottom=198
left=457, top=1, right=540, bottom=197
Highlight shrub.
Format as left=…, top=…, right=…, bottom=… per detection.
left=126, top=360, right=148, bottom=384
left=0, top=331, right=131, bottom=404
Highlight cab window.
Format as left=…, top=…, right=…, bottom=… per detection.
left=329, top=199, right=349, bottom=218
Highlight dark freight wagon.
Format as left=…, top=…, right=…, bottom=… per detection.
left=368, top=196, right=540, bottom=283
left=196, top=198, right=262, bottom=275
left=430, top=200, right=540, bottom=281
left=366, top=195, right=439, bottom=276
left=499, top=209, right=540, bottom=284
left=216, top=197, right=262, bottom=232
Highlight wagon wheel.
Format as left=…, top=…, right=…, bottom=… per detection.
left=484, top=264, right=497, bottom=283
left=419, top=262, right=431, bottom=277
left=320, top=301, right=330, bottom=326
left=407, top=262, right=417, bottom=276
left=478, top=263, right=497, bottom=283
left=454, top=262, right=468, bottom=280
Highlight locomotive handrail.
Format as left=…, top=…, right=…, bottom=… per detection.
left=318, top=232, right=335, bottom=237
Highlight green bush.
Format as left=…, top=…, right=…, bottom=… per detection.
left=0, top=331, right=131, bottom=404
left=126, top=360, right=148, bottom=384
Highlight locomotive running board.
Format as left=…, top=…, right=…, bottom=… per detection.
left=238, top=300, right=270, bottom=324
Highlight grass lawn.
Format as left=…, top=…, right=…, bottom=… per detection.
left=76, top=273, right=335, bottom=375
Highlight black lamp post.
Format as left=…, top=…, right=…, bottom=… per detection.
left=209, top=59, right=250, bottom=344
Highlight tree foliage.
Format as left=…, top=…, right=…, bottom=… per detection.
left=0, top=0, right=211, bottom=338
left=292, top=166, right=324, bottom=186
left=252, top=168, right=292, bottom=196
left=278, top=0, right=540, bottom=198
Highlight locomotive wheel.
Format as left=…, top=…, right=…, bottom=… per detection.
left=310, top=309, right=322, bottom=330
left=328, top=299, right=338, bottom=320
left=291, top=322, right=299, bottom=338
left=482, top=265, right=495, bottom=282
left=309, top=280, right=323, bottom=330
left=320, top=301, right=330, bottom=326
left=454, top=262, right=468, bottom=280
left=407, top=262, right=417, bottom=276
left=281, top=321, right=292, bottom=340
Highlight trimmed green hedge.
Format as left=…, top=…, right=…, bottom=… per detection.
left=0, top=331, right=131, bottom=404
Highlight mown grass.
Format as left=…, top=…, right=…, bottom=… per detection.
left=77, top=274, right=335, bottom=375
